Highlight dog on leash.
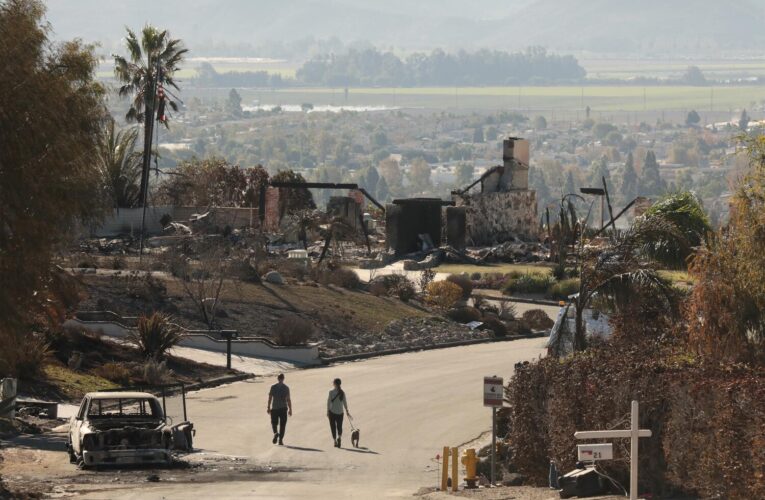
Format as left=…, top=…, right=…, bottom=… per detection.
left=351, top=428, right=360, bottom=448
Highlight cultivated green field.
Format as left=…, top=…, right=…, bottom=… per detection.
left=233, top=85, right=765, bottom=114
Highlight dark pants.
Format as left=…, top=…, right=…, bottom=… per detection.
left=328, top=411, right=344, bottom=439
left=271, top=408, right=288, bottom=438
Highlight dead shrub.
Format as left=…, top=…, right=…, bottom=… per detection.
left=506, top=335, right=765, bottom=498
left=418, top=269, right=436, bottom=291
left=93, top=362, right=132, bottom=385
left=446, top=274, right=473, bottom=299
left=313, top=267, right=360, bottom=289
left=392, top=279, right=416, bottom=302
left=521, top=309, right=554, bottom=331
left=498, top=301, right=517, bottom=321
left=0, top=331, right=50, bottom=379
left=369, top=282, right=388, bottom=297
left=425, top=281, right=463, bottom=310
left=125, top=272, right=167, bottom=303
left=128, top=312, right=183, bottom=360
left=480, top=317, right=507, bottom=337
left=274, top=315, right=314, bottom=346
left=268, top=259, right=309, bottom=281
left=141, top=359, right=172, bottom=385
left=447, top=306, right=482, bottom=323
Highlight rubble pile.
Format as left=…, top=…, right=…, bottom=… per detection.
left=318, top=316, right=490, bottom=358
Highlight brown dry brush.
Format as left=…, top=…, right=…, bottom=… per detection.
left=506, top=330, right=765, bottom=498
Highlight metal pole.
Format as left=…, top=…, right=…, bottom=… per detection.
left=226, top=334, right=232, bottom=370
left=451, top=447, right=458, bottom=492
left=630, top=400, right=639, bottom=500
left=441, top=446, right=449, bottom=491
left=491, top=407, right=497, bottom=486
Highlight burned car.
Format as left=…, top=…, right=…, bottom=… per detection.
left=67, top=391, right=193, bottom=468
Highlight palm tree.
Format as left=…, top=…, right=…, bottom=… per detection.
left=113, top=25, right=187, bottom=204
left=571, top=214, right=688, bottom=350
left=98, top=119, right=142, bottom=208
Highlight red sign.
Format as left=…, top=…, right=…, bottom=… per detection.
left=483, top=376, right=504, bottom=407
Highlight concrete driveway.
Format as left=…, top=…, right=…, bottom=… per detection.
left=80, top=338, right=547, bottom=499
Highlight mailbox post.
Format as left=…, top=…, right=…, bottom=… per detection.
left=484, top=376, right=504, bottom=486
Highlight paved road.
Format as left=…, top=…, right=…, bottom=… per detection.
left=83, top=338, right=547, bottom=499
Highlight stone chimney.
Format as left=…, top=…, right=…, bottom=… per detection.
left=503, top=137, right=530, bottom=190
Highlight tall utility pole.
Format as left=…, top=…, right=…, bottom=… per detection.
left=139, top=57, right=162, bottom=259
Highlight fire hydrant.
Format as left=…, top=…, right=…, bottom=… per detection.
left=461, top=448, right=478, bottom=489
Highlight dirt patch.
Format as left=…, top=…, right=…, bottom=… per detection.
left=0, top=432, right=293, bottom=498
left=415, top=485, right=622, bottom=499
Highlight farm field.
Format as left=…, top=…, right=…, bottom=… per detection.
left=236, top=85, right=765, bottom=113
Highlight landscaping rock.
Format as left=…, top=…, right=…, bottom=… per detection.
left=502, top=473, right=526, bottom=486
left=264, top=271, right=284, bottom=285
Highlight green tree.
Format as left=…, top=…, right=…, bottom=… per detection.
left=533, top=115, right=547, bottom=130
left=472, top=126, right=484, bottom=143
left=739, top=109, right=750, bottom=131
left=376, top=176, right=389, bottom=202
left=620, top=152, right=638, bottom=201
left=97, top=119, right=142, bottom=208
left=485, top=126, right=498, bottom=141
left=564, top=170, right=576, bottom=196
left=686, top=109, right=701, bottom=126
left=1, top=0, right=104, bottom=362
left=454, top=163, right=475, bottom=187
left=408, top=157, right=432, bottom=192
left=589, top=155, right=611, bottom=188
left=592, top=122, right=617, bottom=140
left=682, top=65, right=707, bottom=86
left=226, top=88, right=243, bottom=118
left=363, top=165, right=380, bottom=194
left=642, top=191, right=711, bottom=269
left=640, top=150, right=666, bottom=196
left=113, top=24, right=188, bottom=204
left=378, top=157, right=402, bottom=189
left=271, top=170, right=316, bottom=218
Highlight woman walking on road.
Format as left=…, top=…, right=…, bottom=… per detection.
left=327, top=378, right=351, bottom=448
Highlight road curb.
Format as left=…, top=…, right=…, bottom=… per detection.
left=321, top=332, right=546, bottom=364
left=472, top=294, right=561, bottom=306
left=184, top=373, right=256, bottom=392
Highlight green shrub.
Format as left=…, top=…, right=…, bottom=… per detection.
left=425, top=281, right=463, bottom=310
left=274, top=315, right=314, bottom=346
left=447, top=274, right=474, bottom=299
left=447, top=306, right=482, bottom=323
left=546, top=278, right=580, bottom=300
left=470, top=272, right=482, bottom=281
left=128, top=312, right=182, bottom=360
left=502, top=273, right=555, bottom=295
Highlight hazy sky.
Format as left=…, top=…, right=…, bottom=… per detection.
left=45, top=0, right=765, bottom=57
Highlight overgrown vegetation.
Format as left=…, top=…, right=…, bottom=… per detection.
left=425, top=281, right=463, bottom=310
left=274, top=315, right=314, bottom=346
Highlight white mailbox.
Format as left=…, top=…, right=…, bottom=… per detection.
left=577, top=443, right=613, bottom=461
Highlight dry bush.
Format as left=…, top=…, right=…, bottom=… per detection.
left=0, top=331, right=50, bottom=379
left=128, top=312, right=183, bottom=360
left=498, top=301, right=517, bottom=321
left=505, top=334, right=765, bottom=498
left=141, top=359, right=172, bottom=385
left=447, top=306, right=482, bottom=323
left=269, top=258, right=309, bottom=281
left=446, top=274, right=473, bottom=299
left=92, top=362, right=132, bottom=385
left=418, top=269, right=436, bottom=291
left=425, top=281, right=464, bottom=310
left=313, top=267, right=361, bottom=289
left=392, top=279, right=416, bottom=302
left=274, top=315, right=314, bottom=346
left=521, top=309, right=554, bottom=331
left=369, top=281, right=388, bottom=297
left=481, top=316, right=507, bottom=337
left=125, top=272, right=167, bottom=303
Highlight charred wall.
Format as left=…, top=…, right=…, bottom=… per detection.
left=454, top=190, right=538, bottom=245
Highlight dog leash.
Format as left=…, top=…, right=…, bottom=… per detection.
left=347, top=413, right=357, bottom=432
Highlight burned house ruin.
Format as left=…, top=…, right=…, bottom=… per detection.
left=452, top=137, right=538, bottom=246
left=384, top=137, right=538, bottom=257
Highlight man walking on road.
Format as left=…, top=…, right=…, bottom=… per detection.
left=267, top=373, right=292, bottom=445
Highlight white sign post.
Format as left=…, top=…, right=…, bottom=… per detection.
left=574, top=400, right=651, bottom=500
left=483, top=376, right=503, bottom=486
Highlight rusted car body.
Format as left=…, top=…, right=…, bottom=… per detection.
left=67, top=391, right=190, bottom=467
